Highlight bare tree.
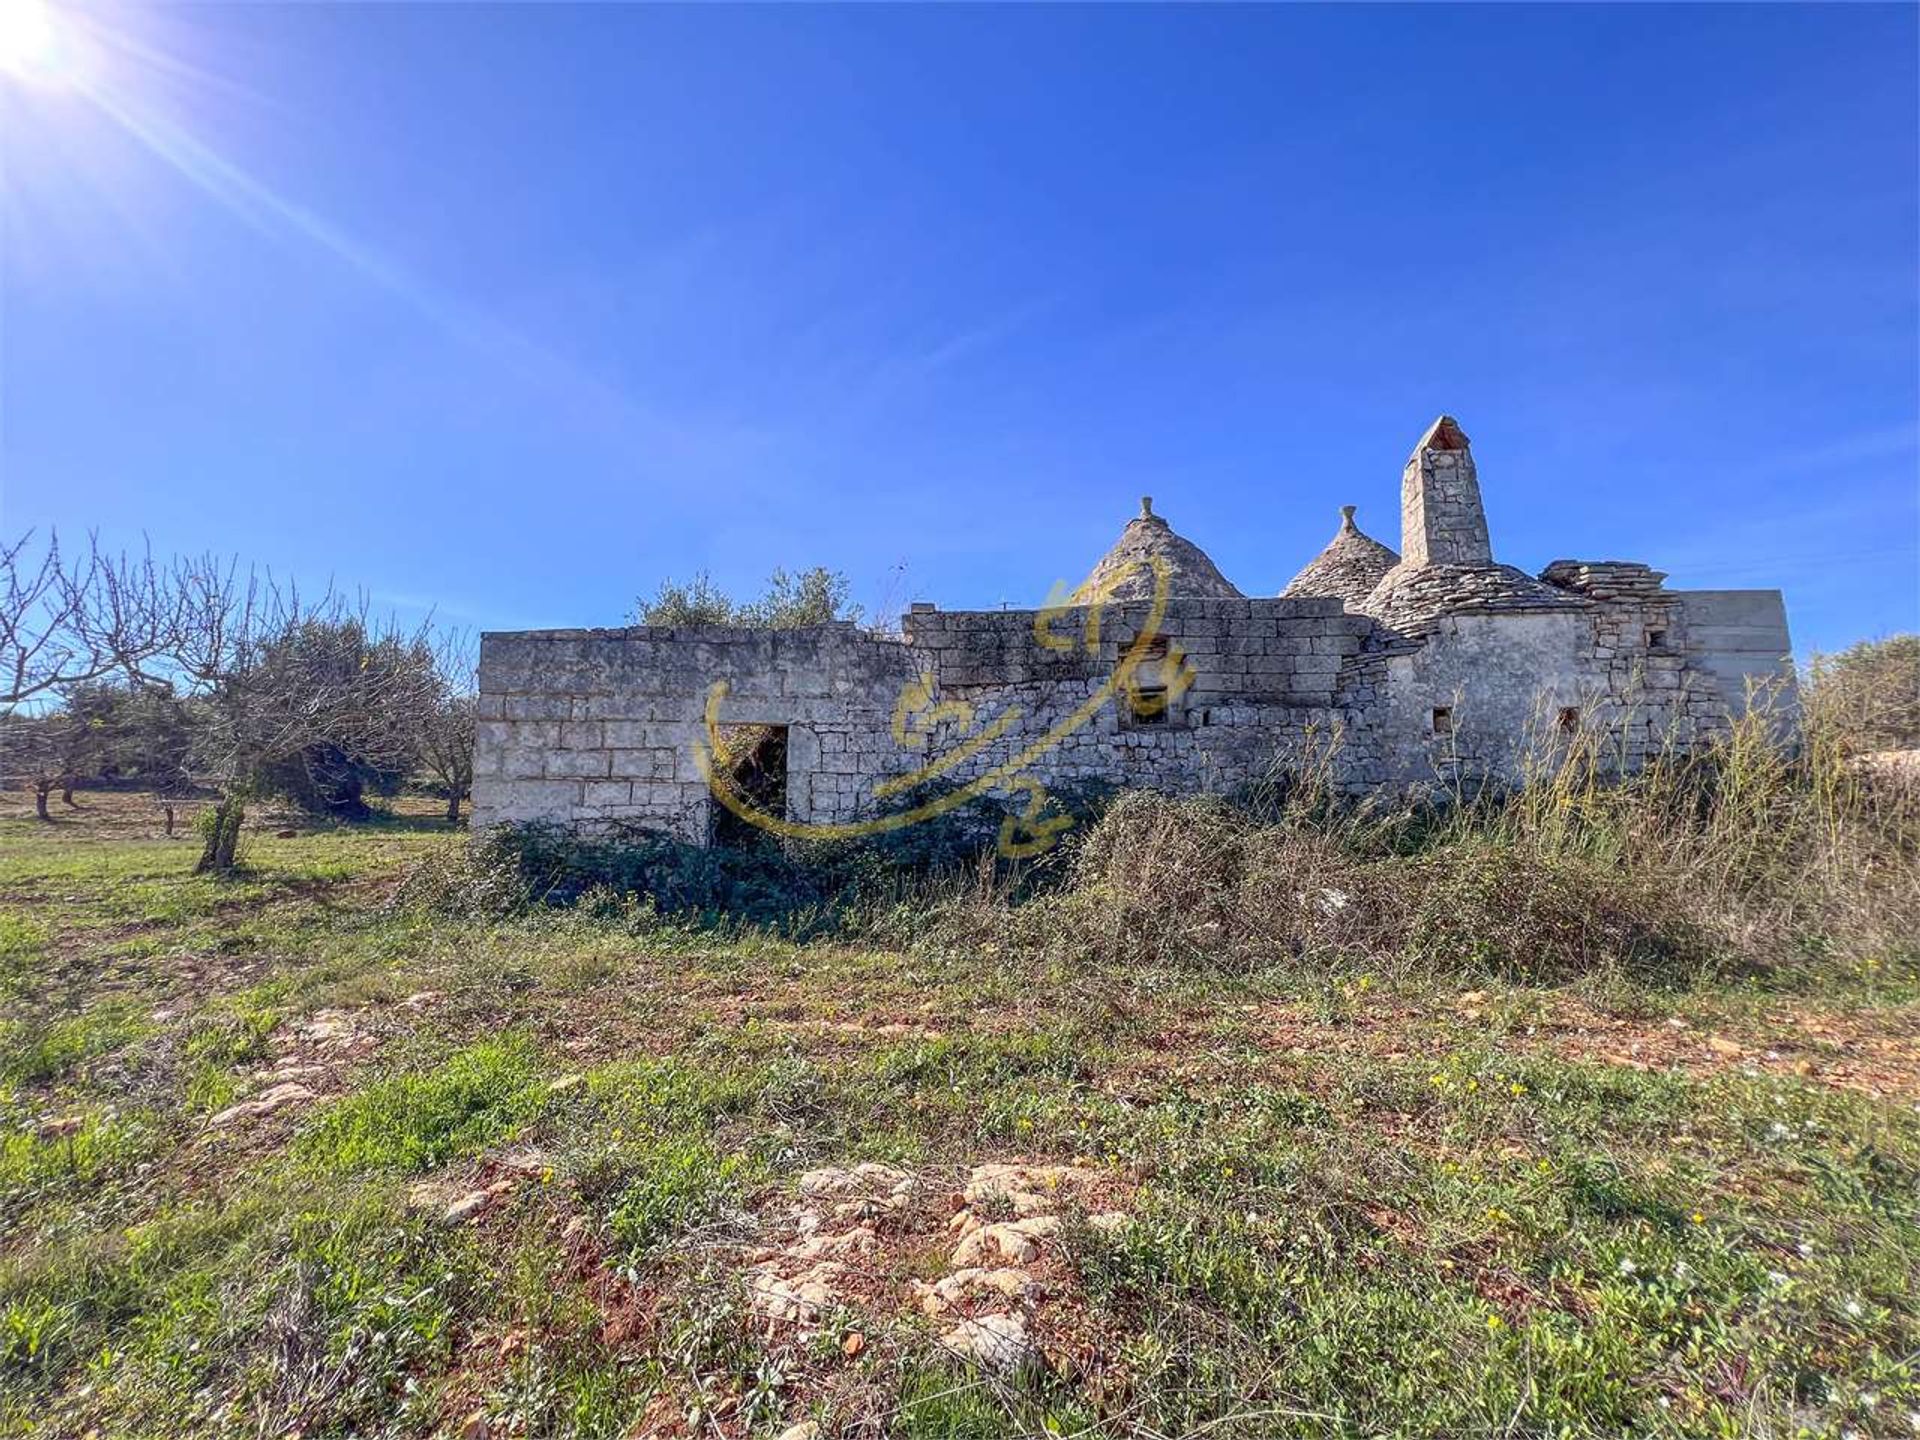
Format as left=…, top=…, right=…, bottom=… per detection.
left=415, top=630, right=477, bottom=824
left=0, top=706, right=103, bottom=821
left=1, top=531, right=177, bottom=712
left=169, top=556, right=433, bottom=872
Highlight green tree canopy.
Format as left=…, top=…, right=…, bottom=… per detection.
left=633, top=566, right=860, bottom=630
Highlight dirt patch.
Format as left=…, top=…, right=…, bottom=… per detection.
left=1253, top=993, right=1920, bottom=1101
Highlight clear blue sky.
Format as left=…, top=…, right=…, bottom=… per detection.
left=3, top=2, right=1915, bottom=653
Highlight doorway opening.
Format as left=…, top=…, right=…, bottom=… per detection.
left=711, top=723, right=788, bottom=848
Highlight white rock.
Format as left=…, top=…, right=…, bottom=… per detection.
left=209, top=1082, right=317, bottom=1127
left=775, top=1425, right=820, bottom=1440
left=749, top=1267, right=839, bottom=1325
left=789, top=1227, right=877, bottom=1262
left=940, top=1312, right=1041, bottom=1375
left=797, top=1162, right=911, bottom=1198
left=952, top=1217, right=1056, bottom=1268
left=925, top=1266, right=1036, bottom=1314
left=444, top=1189, right=494, bottom=1223
left=963, top=1163, right=1092, bottom=1207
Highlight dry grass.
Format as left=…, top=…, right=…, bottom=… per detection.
left=901, top=699, right=1920, bottom=1006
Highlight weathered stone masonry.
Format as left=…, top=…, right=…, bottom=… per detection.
left=473, top=416, right=1797, bottom=840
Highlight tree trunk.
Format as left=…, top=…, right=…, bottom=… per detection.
left=163, top=803, right=176, bottom=837
left=446, top=791, right=462, bottom=824
left=34, top=784, right=51, bottom=822
left=61, top=784, right=76, bottom=807
left=194, top=796, right=246, bottom=874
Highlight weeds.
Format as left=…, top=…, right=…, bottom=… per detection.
left=298, top=1035, right=547, bottom=1173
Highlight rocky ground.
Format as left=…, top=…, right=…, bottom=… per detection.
left=1, top=792, right=1916, bottom=1438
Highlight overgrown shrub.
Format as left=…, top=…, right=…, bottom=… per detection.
left=1806, top=633, right=1920, bottom=753
left=395, top=782, right=1115, bottom=938
left=399, top=704, right=1917, bottom=985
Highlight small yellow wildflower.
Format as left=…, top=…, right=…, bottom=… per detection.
left=1510, top=1082, right=1527, bottom=1097
left=1536, top=1159, right=1552, bottom=1174
left=1487, top=1315, right=1504, bottom=1331
left=1690, top=1211, right=1705, bottom=1224
left=1466, top=1078, right=1479, bottom=1093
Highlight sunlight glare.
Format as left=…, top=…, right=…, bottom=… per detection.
left=0, top=0, right=78, bottom=87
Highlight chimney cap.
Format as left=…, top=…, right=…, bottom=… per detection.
left=1416, top=415, right=1471, bottom=453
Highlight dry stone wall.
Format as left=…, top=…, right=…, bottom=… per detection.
left=472, top=582, right=1796, bottom=838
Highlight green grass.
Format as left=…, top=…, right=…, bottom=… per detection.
left=298, top=1035, right=550, bottom=1174
left=0, top=792, right=1915, bottom=1438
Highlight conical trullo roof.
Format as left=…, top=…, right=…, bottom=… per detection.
left=1076, top=497, right=1243, bottom=602
left=1281, top=506, right=1399, bottom=608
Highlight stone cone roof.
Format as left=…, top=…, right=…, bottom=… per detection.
left=1359, top=560, right=1588, bottom=639
left=1075, top=498, right=1244, bottom=602
left=1281, top=506, right=1400, bottom=608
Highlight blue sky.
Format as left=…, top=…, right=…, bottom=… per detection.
left=2, top=3, right=1915, bottom=653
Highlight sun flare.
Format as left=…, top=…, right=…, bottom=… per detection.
left=0, top=0, right=78, bottom=87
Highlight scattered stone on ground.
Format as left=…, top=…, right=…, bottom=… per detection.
left=914, top=1266, right=1035, bottom=1317
left=939, top=1311, right=1042, bottom=1375
left=963, top=1161, right=1096, bottom=1216
left=209, top=1081, right=316, bottom=1127
left=774, top=1423, right=820, bottom=1440
left=251, top=1061, right=327, bottom=1083
left=444, top=1178, right=519, bottom=1225
left=743, top=1153, right=1123, bottom=1385
left=797, top=1161, right=914, bottom=1199
left=951, top=1215, right=1060, bottom=1268
left=401, top=990, right=442, bottom=1010
left=295, top=1011, right=361, bottom=1046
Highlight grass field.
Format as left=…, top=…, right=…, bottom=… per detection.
left=1, top=789, right=1916, bottom=1439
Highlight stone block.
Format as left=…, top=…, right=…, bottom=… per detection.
left=583, top=780, right=633, bottom=808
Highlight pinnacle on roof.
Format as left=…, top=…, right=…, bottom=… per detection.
left=1075, top=498, right=1243, bottom=603
left=1281, top=505, right=1400, bottom=608
left=1402, top=413, right=1492, bottom=569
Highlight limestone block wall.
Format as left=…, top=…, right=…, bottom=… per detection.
left=900, top=598, right=1380, bottom=802
left=1673, top=590, right=1798, bottom=725
left=1367, top=594, right=1746, bottom=789
left=472, top=623, right=923, bottom=839
left=472, top=583, right=1794, bottom=841
left=473, top=599, right=1391, bottom=839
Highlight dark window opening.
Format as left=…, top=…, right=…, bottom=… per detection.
left=1431, top=706, right=1453, bottom=737
left=1557, top=706, right=1581, bottom=734
left=711, top=723, right=787, bottom=848
left=1130, top=685, right=1169, bottom=725
left=1646, top=627, right=1669, bottom=650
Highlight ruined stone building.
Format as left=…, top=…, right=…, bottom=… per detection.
left=472, top=417, right=1795, bottom=842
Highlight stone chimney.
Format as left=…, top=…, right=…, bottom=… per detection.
left=1399, top=415, right=1492, bottom=569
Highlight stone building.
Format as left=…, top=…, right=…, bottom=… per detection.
left=472, top=416, right=1795, bottom=842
